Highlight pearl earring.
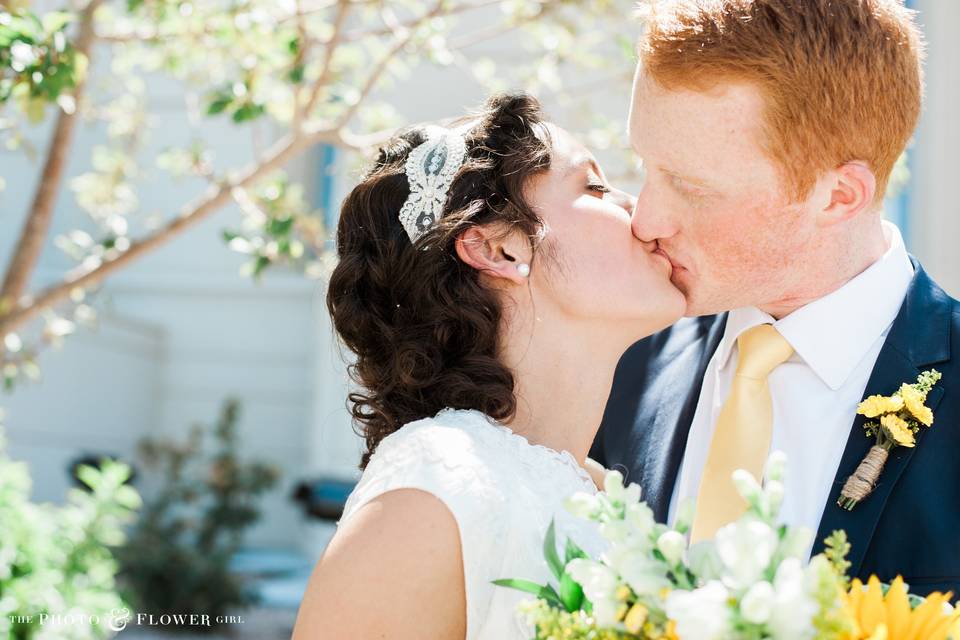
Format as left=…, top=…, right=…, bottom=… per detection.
left=517, top=263, right=531, bottom=278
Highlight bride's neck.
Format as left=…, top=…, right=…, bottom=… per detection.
left=499, top=312, right=626, bottom=466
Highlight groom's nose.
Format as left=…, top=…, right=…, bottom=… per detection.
left=631, top=186, right=677, bottom=243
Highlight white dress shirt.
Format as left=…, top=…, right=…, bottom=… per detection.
left=667, top=221, right=915, bottom=555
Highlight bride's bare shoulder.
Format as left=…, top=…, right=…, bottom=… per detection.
left=292, top=489, right=466, bottom=640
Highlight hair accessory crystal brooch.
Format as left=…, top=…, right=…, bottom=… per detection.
left=398, top=125, right=467, bottom=243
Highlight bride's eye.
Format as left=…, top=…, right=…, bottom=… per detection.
left=587, top=183, right=611, bottom=196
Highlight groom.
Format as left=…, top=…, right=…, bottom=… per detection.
left=592, top=0, right=960, bottom=596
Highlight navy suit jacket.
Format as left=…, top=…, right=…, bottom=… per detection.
left=591, top=258, right=960, bottom=596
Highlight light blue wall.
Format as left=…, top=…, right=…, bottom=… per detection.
left=886, top=0, right=917, bottom=247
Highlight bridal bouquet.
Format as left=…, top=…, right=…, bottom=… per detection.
left=496, top=452, right=960, bottom=640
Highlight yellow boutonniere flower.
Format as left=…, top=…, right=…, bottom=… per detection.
left=858, top=394, right=905, bottom=418
left=880, top=414, right=915, bottom=447
left=839, top=370, right=942, bottom=511
left=899, top=383, right=935, bottom=426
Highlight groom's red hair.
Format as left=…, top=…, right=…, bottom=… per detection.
left=637, top=0, right=924, bottom=203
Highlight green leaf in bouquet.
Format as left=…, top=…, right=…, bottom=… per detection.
left=492, top=579, right=564, bottom=609
left=543, top=519, right=563, bottom=581
left=539, top=584, right=564, bottom=609
left=824, top=530, right=852, bottom=588
left=559, top=572, right=584, bottom=612
left=564, top=537, right=588, bottom=564
left=492, top=578, right=545, bottom=596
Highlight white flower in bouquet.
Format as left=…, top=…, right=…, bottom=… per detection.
left=605, top=470, right=642, bottom=505
left=499, top=447, right=960, bottom=640
left=766, top=558, right=820, bottom=640
left=564, top=559, right=621, bottom=627
left=740, top=580, right=775, bottom=624
left=764, top=450, right=788, bottom=483
left=664, top=580, right=732, bottom=640
left=712, top=519, right=779, bottom=589
left=778, top=526, right=815, bottom=561
left=606, top=545, right=671, bottom=598
left=686, top=540, right=724, bottom=582
left=656, top=531, right=686, bottom=567
left=624, top=501, right=657, bottom=538
left=565, top=492, right=601, bottom=520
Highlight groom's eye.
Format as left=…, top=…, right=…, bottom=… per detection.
left=669, top=174, right=709, bottom=201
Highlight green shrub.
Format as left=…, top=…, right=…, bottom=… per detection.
left=0, top=408, right=142, bottom=640
left=116, top=398, right=280, bottom=631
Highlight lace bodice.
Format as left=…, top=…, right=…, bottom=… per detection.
left=339, top=408, right=605, bottom=639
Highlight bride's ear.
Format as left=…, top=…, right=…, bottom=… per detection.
left=455, top=225, right=531, bottom=285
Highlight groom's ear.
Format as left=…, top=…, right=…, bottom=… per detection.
left=455, top=225, right=531, bottom=285
left=819, top=161, right=877, bottom=226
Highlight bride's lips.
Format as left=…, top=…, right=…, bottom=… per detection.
left=654, top=243, right=684, bottom=274
left=650, top=246, right=673, bottom=273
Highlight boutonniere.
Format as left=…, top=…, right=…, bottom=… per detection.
left=838, top=369, right=942, bottom=511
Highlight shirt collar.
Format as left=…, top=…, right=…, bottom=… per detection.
left=716, top=221, right=915, bottom=390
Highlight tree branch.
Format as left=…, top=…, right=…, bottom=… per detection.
left=448, top=0, right=555, bottom=50
left=298, top=0, right=352, bottom=131
left=342, top=0, right=504, bottom=41
left=0, top=0, right=105, bottom=318
left=0, top=132, right=316, bottom=338
left=333, top=1, right=445, bottom=131
left=337, top=126, right=397, bottom=150
left=0, top=0, right=575, bottom=342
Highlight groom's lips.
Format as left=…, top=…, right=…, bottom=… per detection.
left=654, top=244, right=683, bottom=273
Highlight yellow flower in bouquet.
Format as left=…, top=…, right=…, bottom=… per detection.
left=842, top=576, right=960, bottom=640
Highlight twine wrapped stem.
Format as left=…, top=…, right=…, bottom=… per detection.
left=838, top=445, right=890, bottom=511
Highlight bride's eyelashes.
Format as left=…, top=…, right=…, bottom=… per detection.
left=587, top=182, right=611, bottom=196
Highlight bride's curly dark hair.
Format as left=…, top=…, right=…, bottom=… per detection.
left=327, top=92, right=553, bottom=468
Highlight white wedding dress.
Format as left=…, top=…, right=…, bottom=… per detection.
left=339, top=408, right=606, bottom=639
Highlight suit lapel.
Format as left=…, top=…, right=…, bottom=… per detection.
left=639, top=315, right=727, bottom=522
left=812, top=260, right=952, bottom=575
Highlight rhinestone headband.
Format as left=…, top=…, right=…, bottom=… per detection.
left=398, top=125, right=467, bottom=243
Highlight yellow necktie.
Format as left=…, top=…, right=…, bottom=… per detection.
left=690, top=323, right=794, bottom=543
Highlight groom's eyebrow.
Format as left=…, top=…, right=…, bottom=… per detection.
left=661, top=166, right=717, bottom=190
left=632, top=144, right=717, bottom=190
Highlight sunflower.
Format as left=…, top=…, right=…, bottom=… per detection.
left=880, top=414, right=916, bottom=447
left=858, top=394, right=906, bottom=418
left=842, top=575, right=960, bottom=640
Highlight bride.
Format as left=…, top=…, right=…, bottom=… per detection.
left=291, top=92, right=685, bottom=639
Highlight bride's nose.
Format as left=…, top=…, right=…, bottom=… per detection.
left=608, top=187, right=637, bottom=217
